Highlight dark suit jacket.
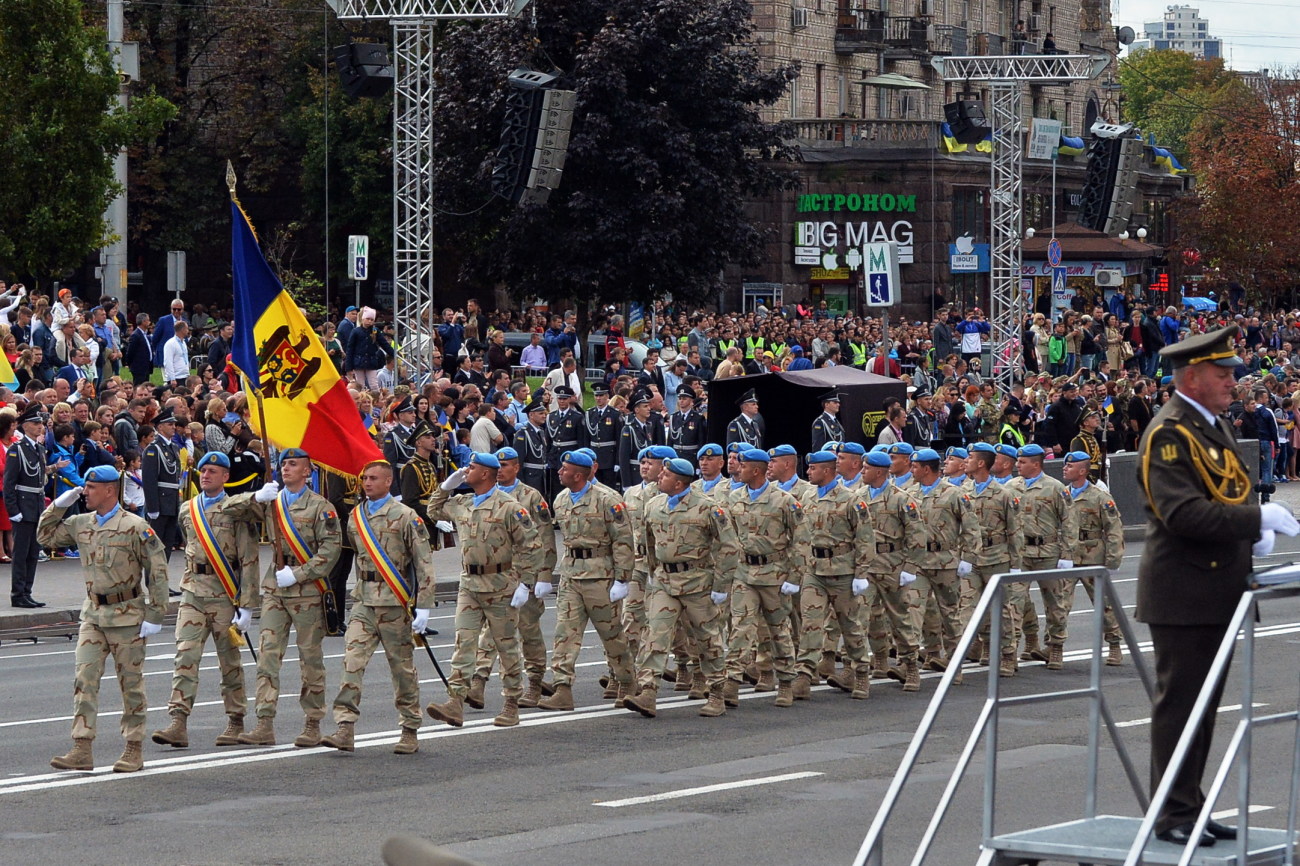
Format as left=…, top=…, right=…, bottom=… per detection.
left=124, top=329, right=152, bottom=382
left=56, top=363, right=86, bottom=389
left=1136, top=391, right=1260, bottom=626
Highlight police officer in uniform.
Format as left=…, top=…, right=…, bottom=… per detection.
left=6, top=405, right=50, bottom=607
left=618, top=392, right=657, bottom=490
left=143, top=407, right=183, bottom=564
left=725, top=389, right=765, bottom=450
left=668, top=386, right=707, bottom=467
left=546, top=385, right=586, bottom=499
left=383, top=398, right=419, bottom=495
left=810, top=391, right=846, bottom=453
left=1136, top=324, right=1299, bottom=846
left=513, top=399, right=551, bottom=499
left=585, top=385, right=621, bottom=488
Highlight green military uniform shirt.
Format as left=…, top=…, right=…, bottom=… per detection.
left=1006, top=473, right=1078, bottom=561
left=728, top=482, right=812, bottom=587
left=805, top=483, right=876, bottom=579
left=551, top=481, right=635, bottom=583
left=347, top=497, right=437, bottom=606
left=966, top=477, right=1024, bottom=569
left=426, top=486, right=540, bottom=593
left=643, top=487, right=739, bottom=596
left=1069, top=482, right=1124, bottom=570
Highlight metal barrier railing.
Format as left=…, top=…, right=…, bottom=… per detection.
left=851, top=565, right=1155, bottom=866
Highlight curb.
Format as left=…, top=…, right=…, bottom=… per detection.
left=0, top=600, right=184, bottom=633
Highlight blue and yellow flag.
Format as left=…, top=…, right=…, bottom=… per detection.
left=1058, top=135, right=1085, bottom=157
left=940, top=122, right=968, bottom=153
left=1152, top=146, right=1187, bottom=175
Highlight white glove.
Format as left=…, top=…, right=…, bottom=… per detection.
left=253, top=481, right=280, bottom=503
left=899, top=570, right=918, bottom=586
left=609, top=580, right=629, bottom=603
left=232, top=607, right=252, bottom=632
left=9, top=514, right=19, bottom=523
left=275, top=566, right=296, bottom=588
left=435, top=520, right=454, bottom=534
left=710, top=591, right=728, bottom=605
left=440, top=468, right=468, bottom=491
left=1253, top=529, right=1276, bottom=558
left=54, top=487, right=84, bottom=508
left=851, top=577, right=870, bottom=597
left=138, top=621, right=162, bottom=639
left=780, top=581, right=800, bottom=595
left=510, top=583, right=531, bottom=608
left=534, top=580, right=553, bottom=599
left=147, top=512, right=160, bottom=520
left=410, top=608, right=430, bottom=633
left=1261, top=502, right=1300, bottom=536
left=956, top=560, right=973, bottom=577
left=1056, top=559, right=1074, bottom=570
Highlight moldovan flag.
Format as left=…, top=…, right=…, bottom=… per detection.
left=228, top=200, right=383, bottom=477
left=0, top=352, right=17, bottom=390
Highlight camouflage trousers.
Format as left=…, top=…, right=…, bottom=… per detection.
left=1025, top=556, right=1076, bottom=645
left=671, top=620, right=698, bottom=669
left=961, top=562, right=1021, bottom=655
left=254, top=591, right=326, bottom=721
left=167, top=593, right=247, bottom=718
left=636, top=587, right=726, bottom=692
left=863, top=573, right=922, bottom=665
left=797, top=575, right=867, bottom=678
left=1078, top=576, right=1122, bottom=644
left=550, top=577, right=635, bottom=687
left=725, top=582, right=796, bottom=683
left=915, top=569, right=963, bottom=660
left=332, top=603, right=421, bottom=730
left=448, top=585, right=523, bottom=700
left=475, top=586, right=547, bottom=682
left=72, top=621, right=148, bottom=742
left=621, top=571, right=650, bottom=660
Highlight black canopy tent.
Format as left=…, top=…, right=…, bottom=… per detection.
left=706, top=367, right=907, bottom=453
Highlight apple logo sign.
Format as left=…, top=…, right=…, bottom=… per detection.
left=955, top=234, right=975, bottom=255
left=822, top=251, right=839, bottom=270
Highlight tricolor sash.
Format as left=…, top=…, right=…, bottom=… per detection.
left=351, top=503, right=412, bottom=606
left=189, top=496, right=239, bottom=603
left=273, top=492, right=329, bottom=595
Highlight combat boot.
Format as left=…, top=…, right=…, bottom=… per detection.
left=624, top=687, right=658, bottom=718
left=237, top=717, right=276, bottom=746
left=741, top=663, right=760, bottom=685
left=885, top=664, right=905, bottom=683
left=791, top=672, right=813, bottom=700
left=902, top=661, right=921, bottom=692
left=816, top=651, right=836, bottom=682
left=294, top=719, right=321, bottom=748
left=518, top=676, right=544, bottom=708
left=426, top=695, right=465, bottom=727
left=924, top=654, right=947, bottom=672
left=774, top=680, right=795, bottom=707
left=320, top=721, right=355, bottom=751
left=698, top=685, right=727, bottom=717
left=826, top=667, right=855, bottom=693
left=601, top=679, right=619, bottom=700
left=466, top=675, right=487, bottom=710
left=754, top=668, right=777, bottom=692
left=151, top=713, right=189, bottom=748
left=112, top=740, right=143, bottom=773
left=539, top=679, right=556, bottom=697
left=1107, top=642, right=1123, bottom=666
left=1021, top=633, right=1042, bottom=662
left=999, top=653, right=1018, bottom=678
left=687, top=670, right=707, bottom=700
left=613, top=680, right=634, bottom=708
left=872, top=660, right=891, bottom=680
left=965, top=637, right=984, bottom=664
left=722, top=678, right=741, bottom=707
left=215, top=714, right=244, bottom=746
left=493, top=696, right=520, bottom=727
left=673, top=664, right=693, bottom=692
left=50, top=738, right=93, bottom=771
left=537, top=684, right=574, bottom=711
left=1047, top=643, right=1064, bottom=670
left=393, top=727, right=419, bottom=754
left=851, top=670, right=871, bottom=700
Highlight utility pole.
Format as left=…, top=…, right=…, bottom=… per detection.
left=102, top=0, right=136, bottom=309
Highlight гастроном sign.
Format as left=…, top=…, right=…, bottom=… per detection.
left=794, top=192, right=918, bottom=268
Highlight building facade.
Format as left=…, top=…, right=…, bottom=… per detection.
left=1132, top=5, right=1222, bottom=60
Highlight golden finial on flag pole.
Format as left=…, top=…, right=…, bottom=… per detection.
left=225, top=160, right=237, bottom=196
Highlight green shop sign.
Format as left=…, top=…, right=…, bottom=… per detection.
left=797, top=193, right=918, bottom=213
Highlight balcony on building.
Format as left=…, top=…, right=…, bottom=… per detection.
left=882, top=16, right=966, bottom=59
left=789, top=117, right=940, bottom=150
left=835, top=8, right=887, bottom=54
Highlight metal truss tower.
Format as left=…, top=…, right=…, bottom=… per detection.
left=931, top=54, right=1109, bottom=392
left=330, top=0, right=521, bottom=381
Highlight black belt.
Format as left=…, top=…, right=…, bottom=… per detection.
left=983, top=534, right=1007, bottom=545
left=1024, top=535, right=1045, bottom=546
left=568, top=547, right=608, bottom=560
left=812, top=546, right=846, bottom=559
left=194, top=562, right=240, bottom=576
left=91, top=586, right=140, bottom=605
left=876, top=542, right=896, bottom=553
left=661, top=562, right=692, bottom=574
left=744, top=554, right=769, bottom=566
left=636, top=545, right=647, bottom=557
left=925, top=542, right=944, bottom=552
left=466, top=562, right=509, bottom=575
left=359, top=570, right=380, bottom=582
left=1078, top=532, right=1101, bottom=540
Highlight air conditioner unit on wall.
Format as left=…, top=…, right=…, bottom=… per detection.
left=793, top=6, right=809, bottom=29
left=1028, top=14, right=1043, bottom=32
left=918, top=0, right=935, bottom=16
left=1095, top=269, right=1124, bottom=287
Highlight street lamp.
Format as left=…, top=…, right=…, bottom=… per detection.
left=1025, top=227, right=1036, bottom=238
left=1136, top=227, right=1148, bottom=240
left=1118, top=230, right=1130, bottom=240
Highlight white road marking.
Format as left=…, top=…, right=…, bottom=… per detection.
left=1211, top=805, right=1273, bottom=820
left=592, top=771, right=825, bottom=808
left=1114, top=704, right=1266, bottom=729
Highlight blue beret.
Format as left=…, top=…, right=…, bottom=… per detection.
left=561, top=450, right=594, bottom=468
left=768, top=444, right=797, bottom=458
left=470, top=452, right=501, bottom=469
left=637, top=447, right=652, bottom=461
left=698, top=443, right=724, bottom=458
left=726, top=442, right=747, bottom=455
left=866, top=452, right=892, bottom=468
left=887, top=442, right=915, bottom=456
left=1018, top=444, right=1046, bottom=458
left=197, top=452, right=230, bottom=470
left=278, top=447, right=309, bottom=466
left=576, top=447, right=597, bottom=462
left=495, top=446, right=520, bottom=461
left=994, top=444, right=1019, bottom=459
left=944, top=446, right=969, bottom=460
left=1064, top=450, right=1092, bottom=464
left=870, top=443, right=890, bottom=453
left=806, top=451, right=837, bottom=465
left=839, top=442, right=866, bottom=456
left=85, top=465, right=121, bottom=483
left=970, top=442, right=996, bottom=454
left=821, top=441, right=842, bottom=453
left=648, top=445, right=678, bottom=460
left=1160, top=375, right=1173, bottom=385
left=912, top=448, right=941, bottom=462
left=739, top=448, right=770, bottom=463
left=663, top=458, right=696, bottom=478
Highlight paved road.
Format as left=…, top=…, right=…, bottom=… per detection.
left=4, top=537, right=1300, bottom=865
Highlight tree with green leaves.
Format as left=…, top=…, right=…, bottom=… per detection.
left=426, top=0, right=796, bottom=315
left=1117, top=48, right=1238, bottom=163
left=0, top=0, right=174, bottom=283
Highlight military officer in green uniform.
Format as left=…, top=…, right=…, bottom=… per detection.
left=43, top=466, right=169, bottom=773
left=151, top=451, right=261, bottom=750
left=961, top=443, right=1025, bottom=676
left=1062, top=450, right=1125, bottom=666
left=320, top=459, right=436, bottom=755
left=226, top=447, right=342, bottom=748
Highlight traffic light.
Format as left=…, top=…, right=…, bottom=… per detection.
left=490, top=69, right=577, bottom=207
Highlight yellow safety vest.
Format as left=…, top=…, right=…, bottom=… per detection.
left=745, top=336, right=765, bottom=360
left=850, top=342, right=867, bottom=367
left=769, top=341, right=788, bottom=357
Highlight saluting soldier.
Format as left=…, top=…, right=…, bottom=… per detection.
left=513, top=399, right=552, bottom=499
left=1068, top=407, right=1107, bottom=484
left=617, top=392, right=657, bottom=490
left=961, top=443, right=1025, bottom=677
left=150, top=451, right=260, bottom=750
left=1006, top=443, right=1079, bottom=670
left=546, top=385, right=587, bottom=497
left=43, top=467, right=169, bottom=773
left=425, top=452, right=541, bottom=728
left=537, top=450, right=639, bottom=711
left=624, top=457, right=738, bottom=719
left=725, top=389, right=765, bottom=450
left=227, top=448, right=342, bottom=748
left=810, top=391, right=846, bottom=453
left=320, top=459, right=436, bottom=755
left=6, top=405, right=51, bottom=608
left=382, top=398, right=419, bottom=495
left=668, top=386, right=707, bottom=467
left=143, top=407, right=183, bottom=562
left=584, top=385, right=621, bottom=488
left=1062, top=450, right=1124, bottom=665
